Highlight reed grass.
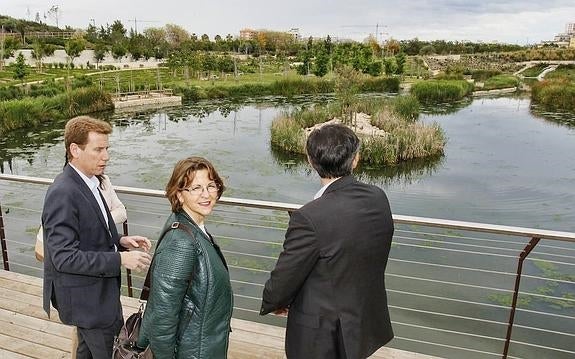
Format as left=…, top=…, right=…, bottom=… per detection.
left=270, top=96, right=444, bottom=166
left=0, top=88, right=112, bottom=135
left=481, top=75, right=519, bottom=91
left=410, top=80, right=473, bottom=103
left=270, top=116, right=306, bottom=153
left=531, top=79, right=575, bottom=112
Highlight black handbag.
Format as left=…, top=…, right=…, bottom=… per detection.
left=112, top=304, right=153, bottom=359
left=112, top=221, right=197, bottom=359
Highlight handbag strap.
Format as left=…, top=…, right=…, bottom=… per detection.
left=139, top=221, right=197, bottom=300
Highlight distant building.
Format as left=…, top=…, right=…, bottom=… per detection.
left=550, top=22, right=575, bottom=47
left=287, top=28, right=300, bottom=41
left=239, top=28, right=258, bottom=41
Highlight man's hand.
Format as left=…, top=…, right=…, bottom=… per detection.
left=120, top=251, right=152, bottom=272
left=120, top=235, right=152, bottom=252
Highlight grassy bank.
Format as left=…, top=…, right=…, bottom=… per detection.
left=270, top=96, right=445, bottom=166
left=481, top=75, right=519, bottom=90
left=531, top=79, right=575, bottom=112
left=174, top=76, right=399, bottom=101
left=0, top=88, right=113, bottom=134
left=410, top=80, right=474, bottom=103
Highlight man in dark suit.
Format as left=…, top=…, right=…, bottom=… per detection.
left=42, top=116, right=152, bottom=359
left=261, top=124, right=395, bottom=359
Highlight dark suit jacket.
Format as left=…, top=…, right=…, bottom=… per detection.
left=261, top=175, right=394, bottom=359
left=42, top=164, right=123, bottom=329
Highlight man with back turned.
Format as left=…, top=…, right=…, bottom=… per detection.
left=42, top=115, right=152, bottom=359
left=261, top=124, right=395, bottom=359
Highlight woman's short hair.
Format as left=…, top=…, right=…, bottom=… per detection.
left=306, top=124, right=360, bottom=179
left=165, top=157, right=225, bottom=212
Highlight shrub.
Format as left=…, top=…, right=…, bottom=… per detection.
left=531, top=79, right=575, bottom=112
left=270, top=116, right=306, bottom=153
left=410, top=80, right=473, bottom=103
left=482, top=75, right=519, bottom=90
left=270, top=96, right=437, bottom=166
left=391, top=95, right=420, bottom=121
left=360, top=77, right=400, bottom=92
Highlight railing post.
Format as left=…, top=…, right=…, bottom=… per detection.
left=123, top=220, right=134, bottom=297
left=0, top=201, right=10, bottom=271
left=502, top=236, right=540, bottom=358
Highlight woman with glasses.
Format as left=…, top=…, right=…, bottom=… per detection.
left=138, top=157, right=233, bottom=358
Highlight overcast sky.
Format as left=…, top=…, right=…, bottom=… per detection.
left=3, top=0, right=574, bottom=44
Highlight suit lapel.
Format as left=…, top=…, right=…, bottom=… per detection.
left=64, top=165, right=112, bottom=237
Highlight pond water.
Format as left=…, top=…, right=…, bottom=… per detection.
left=1, top=94, right=575, bottom=358
left=2, top=95, right=574, bottom=232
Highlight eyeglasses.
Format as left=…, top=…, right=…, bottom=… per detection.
left=180, top=183, right=219, bottom=195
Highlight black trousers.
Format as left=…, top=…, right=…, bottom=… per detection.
left=76, top=315, right=123, bottom=359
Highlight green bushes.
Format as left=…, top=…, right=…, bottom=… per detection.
left=270, top=96, right=444, bottom=166
left=391, top=95, right=420, bottom=121
left=0, top=88, right=113, bottom=134
left=270, top=116, right=306, bottom=153
left=410, top=80, right=473, bottom=103
left=531, top=79, right=575, bottom=112
left=174, top=76, right=398, bottom=101
left=471, top=70, right=501, bottom=82
left=360, top=77, right=400, bottom=92
left=481, top=75, right=519, bottom=90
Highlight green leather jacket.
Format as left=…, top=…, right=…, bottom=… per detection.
left=138, top=211, right=233, bottom=358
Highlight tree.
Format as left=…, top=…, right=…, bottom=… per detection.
left=65, top=37, right=86, bottom=67
left=395, top=52, right=406, bottom=75
left=335, top=65, right=362, bottom=125
left=143, top=27, right=169, bottom=59
left=13, top=53, right=28, bottom=82
left=111, top=43, right=127, bottom=60
left=385, top=38, right=401, bottom=56
left=32, top=40, right=56, bottom=72
left=313, top=46, right=329, bottom=77
left=93, top=42, right=108, bottom=69
left=165, top=24, right=190, bottom=48
left=365, top=34, right=382, bottom=57
left=0, top=37, right=20, bottom=71
left=383, top=58, right=397, bottom=75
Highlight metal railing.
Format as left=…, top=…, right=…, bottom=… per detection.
left=1, top=173, right=574, bottom=359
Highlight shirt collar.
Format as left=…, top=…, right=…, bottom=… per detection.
left=69, top=163, right=99, bottom=192
left=313, top=177, right=341, bottom=199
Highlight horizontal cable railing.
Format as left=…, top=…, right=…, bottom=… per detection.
left=1, top=173, right=575, bottom=359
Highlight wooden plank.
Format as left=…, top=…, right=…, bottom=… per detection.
left=0, top=287, right=43, bottom=307
left=0, top=295, right=62, bottom=323
left=230, top=328, right=285, bottom=351
left=0, top=319, right=71, bottom=352
left=229, top=339, right=285, bottom=359
left=0, top=270, right=43, bottom=287
left=0, top=333, right=68, bottom=359
left=0, top=348, right=34, bottom=359
left=372, top=346, right=442, bottom=359
left=0, top=277, right=42, bottom=296
left=0, top=308, right=72, bottom=338
left=231, top=318, right=285, bottom=338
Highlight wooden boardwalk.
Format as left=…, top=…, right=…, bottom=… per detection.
left=0, top=270, right=439, bottom=359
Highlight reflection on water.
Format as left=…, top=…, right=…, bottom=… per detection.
left=2, top=95, right=575, bottom=358
left=270, top=146, right=444, bottom=187
left=1, top=95, right=575, bottom=233
left=420, top=97, right=473, bottom=115
left=530, top=103, right=575, bottom=127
